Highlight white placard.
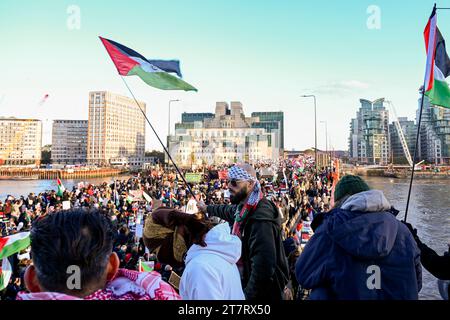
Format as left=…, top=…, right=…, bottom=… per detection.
left=185, top=199, right=198, bottom=214
left=62, top=201, right=71, bottom=210
left=135, top=224, right=144, bottom=238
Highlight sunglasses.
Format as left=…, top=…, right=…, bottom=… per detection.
left=228, top=179, right=246, bottom=187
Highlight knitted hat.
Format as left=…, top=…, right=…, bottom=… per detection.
left=334, top=175, right=370, bottom=202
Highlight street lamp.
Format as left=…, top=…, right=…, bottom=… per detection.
left=320, top=120, right=329, bottom=169
left=167, top=99, right=180, bottom=165
left=301, top=95, right=317, bottom=175
left=168, top=99, right=181, bottom=138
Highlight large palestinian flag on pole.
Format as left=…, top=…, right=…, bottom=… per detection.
left=100, top=37, right=197, bottom=92
left=424, top=6, right=450, bottom=109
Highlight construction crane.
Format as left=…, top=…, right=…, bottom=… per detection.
left=385, top=100, right=413, bottom=167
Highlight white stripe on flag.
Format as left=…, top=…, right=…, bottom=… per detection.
left=130, top=57, right=164, bottom=73
left=434, top=65, right=446, bottom=81
left=0, top=258, right=12, bottom=290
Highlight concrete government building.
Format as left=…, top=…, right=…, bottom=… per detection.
left=168, top=101, right=283, bottom=167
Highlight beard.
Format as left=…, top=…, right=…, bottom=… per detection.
left=230, top=186, right=249, bottom=204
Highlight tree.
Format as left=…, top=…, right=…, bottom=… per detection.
left=145, top=150, right=165, bottom=164
left=41, top=144, right=52, bottom=164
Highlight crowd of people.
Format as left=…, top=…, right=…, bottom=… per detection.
left=0, top=157, right=448, bottom=300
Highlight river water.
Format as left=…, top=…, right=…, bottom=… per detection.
left=0, top=175, right=448, bottom=300
left=364, top=176, right=449, bottom=300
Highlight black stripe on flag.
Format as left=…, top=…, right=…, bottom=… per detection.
left=435, top=28, right=450, bottom=78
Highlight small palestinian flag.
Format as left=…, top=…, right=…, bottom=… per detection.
left=56, top=178, right=65, bottom=197
left=100, top=37, right=197, bottom=92
left=0, top=232, right=31, bottom=260
left=139, top=260, right=154, bottom=272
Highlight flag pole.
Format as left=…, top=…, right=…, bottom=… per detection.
left=119, top=76, right=196, bottom=200
left=404, top=88, right=426, bottom=222
left=404, top=3, right=438, bottom=222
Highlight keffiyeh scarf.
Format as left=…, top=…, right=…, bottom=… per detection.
left=228, top=166, right=263, bottom=238
left=16, top=268, right=180, bottom=300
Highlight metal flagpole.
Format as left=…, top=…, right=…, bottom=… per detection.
left=120, top=76, right=196, bottom=199
left=404, top=3, right=437, bottom=222
left=404, top=87, right=426, bottom=222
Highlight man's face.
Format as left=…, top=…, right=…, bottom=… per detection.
left=228, top=179, right=252, bottom=204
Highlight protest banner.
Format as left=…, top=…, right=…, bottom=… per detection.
left=185, top=173, right=203, bottom=183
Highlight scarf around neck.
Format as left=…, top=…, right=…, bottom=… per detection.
left=228, top=166, right=263, bottom=238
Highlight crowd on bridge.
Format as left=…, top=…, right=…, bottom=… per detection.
left=0, top=156, right=448, bottom=300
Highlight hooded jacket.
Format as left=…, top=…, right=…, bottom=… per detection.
left=179, top=223, right=245, bottom=300
left=295, top=190, right=422, bottom=300
left=207, top=198, right=289, bottom=300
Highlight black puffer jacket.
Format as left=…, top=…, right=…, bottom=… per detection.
left=207, top=198, right=290, bottom=300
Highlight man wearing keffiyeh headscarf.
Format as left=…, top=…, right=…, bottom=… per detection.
left=197, top=163, right=289, bottom=301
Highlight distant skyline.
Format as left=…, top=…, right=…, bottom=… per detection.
left=0, top=0, right=445, bottom=151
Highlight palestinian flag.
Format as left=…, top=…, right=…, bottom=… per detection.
left=56, top=178, right=65, bottom=197
left=424, top=6, right=450, bottom=109
left=99, top=37, right=197, bottom=92
left=139, top=260, right=154, bottom=272
left=0, top=258, right=12, bottom=290
left=0, top=232, right=30, bottom=260
left=142, top=191, right=152, bottom=203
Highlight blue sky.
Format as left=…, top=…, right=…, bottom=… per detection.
left=0, top=0, right=444, bottom=151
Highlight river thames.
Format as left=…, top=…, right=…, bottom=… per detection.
left=0, top=175, right=448, bottom=300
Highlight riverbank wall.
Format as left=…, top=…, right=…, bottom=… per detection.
left=342, top=167, right=450, bottom=179
left=0, top=168, right=129, bottom=180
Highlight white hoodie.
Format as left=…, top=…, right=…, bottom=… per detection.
left=179, top=223, right=245, bottom=300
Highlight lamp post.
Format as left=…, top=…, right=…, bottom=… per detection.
left=167, top=99, right=180, bottom=164
left=320, top=120, right=329, bottom=169
left=301, top=95, right=317, bottom=176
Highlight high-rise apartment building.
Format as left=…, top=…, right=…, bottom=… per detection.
left=87, top=91, right=146, bottom=167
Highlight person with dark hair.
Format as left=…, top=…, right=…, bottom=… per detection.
left=17, top=208, right=180, bottom=300
left=283, top=231, right=299, bottom=258
left=295, top=175, right=422, bottom=300
left=117, top=225, right=133, bottom=246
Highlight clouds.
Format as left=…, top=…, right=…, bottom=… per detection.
left=303, top=80, right=371, bottom=96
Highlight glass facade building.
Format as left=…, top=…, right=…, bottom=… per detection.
left=348, top=98, right=390, bottom=165
left=418, top=96, right=450, bottom=164
left=251, top=112, right=284, bottom=150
